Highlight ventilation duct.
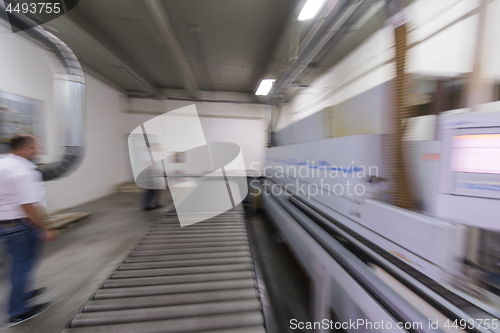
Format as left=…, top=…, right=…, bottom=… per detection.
left=0, top=5, right=85, bottom=181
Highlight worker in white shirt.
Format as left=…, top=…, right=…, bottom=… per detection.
left=142, top=142, right=165, bottom=211
left=0, top=134, right=60, bottom=326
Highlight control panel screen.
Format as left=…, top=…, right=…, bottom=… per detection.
left=450, top=134, right=500, bottom=174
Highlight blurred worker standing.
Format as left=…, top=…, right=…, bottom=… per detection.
left=0, top=134, right=60, bottom=326
left=142, top=143, right=165, bottom=211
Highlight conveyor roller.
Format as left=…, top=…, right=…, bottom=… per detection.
left=62, top=210, right=266, bottom=333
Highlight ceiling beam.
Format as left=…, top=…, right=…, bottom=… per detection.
left=144, top=0, right=200, bottom=98
left=271, top=0, right=355, bottom=98
left=46, top=15, right=163, bottom=97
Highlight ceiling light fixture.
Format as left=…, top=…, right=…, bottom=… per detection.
left=298, top=0, right=325, bottom=21
left=255, top=79, right=275, bottom=96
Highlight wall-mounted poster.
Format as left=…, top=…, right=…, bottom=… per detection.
left=0, top=91, right=44, bottom=153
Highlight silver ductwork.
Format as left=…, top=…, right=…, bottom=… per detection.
left=271, top=0, right=381, bottom=99
left=0, top=6, right=85, bottom=181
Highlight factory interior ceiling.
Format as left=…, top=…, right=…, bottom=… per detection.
left=42, top=0, right=389, bottom=102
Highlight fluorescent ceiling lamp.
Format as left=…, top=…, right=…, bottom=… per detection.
left=255, top=79, right=275, bottom=95
left=298, top=0, right=325, bottom=21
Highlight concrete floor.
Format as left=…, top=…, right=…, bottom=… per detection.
left=0, top=191, right=311, bottom=333
left=245, top=212, right=312, bottom=333
left=0, top=191, right=170, bottom=333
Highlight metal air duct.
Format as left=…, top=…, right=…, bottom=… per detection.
left=0, top=5, right=85, bottom=181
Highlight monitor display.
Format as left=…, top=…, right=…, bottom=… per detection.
left=450, top=134, right=500, bottom=174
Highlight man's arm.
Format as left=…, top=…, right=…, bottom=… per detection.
left=22, top=203, right=60, bottom=241
left=22, top=202, right=48, bottom=229
left=15, top=170, right=60, bottom=241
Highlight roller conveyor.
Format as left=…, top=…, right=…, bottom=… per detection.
left=62, top=210, right=266, bottom=333
left=140, top=237, right=250, bottom=245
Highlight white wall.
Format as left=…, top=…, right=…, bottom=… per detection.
left=283, top=0, right=480, bottom=132
left=406, top=0, right=478, bottom=76
left=482, top=0, right=500, bottom=81
left=0, top=23, right=130, bottom=211
left=0, top=24, right=55, bottom=157
left=124, top=98, right=268, bottom=173
left=288, top=25, right=395, bottom=123
left=200, top=117, right=267, bottom=171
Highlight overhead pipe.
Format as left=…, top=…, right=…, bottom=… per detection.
left=270, top=0, right=351, bottom=97
left=271, top=0, right=378, bottom=98
left=144, top=0, right=200, bottom=98
left=0, top=5, right=85, bottom=181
